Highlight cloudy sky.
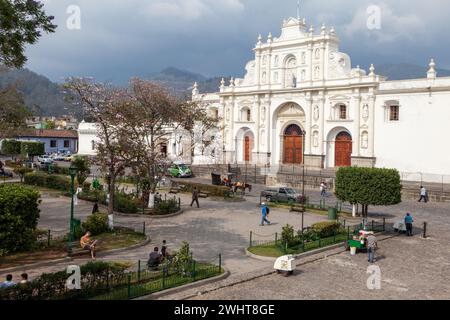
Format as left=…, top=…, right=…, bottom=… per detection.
left=26, top=0, right=450, bottom=83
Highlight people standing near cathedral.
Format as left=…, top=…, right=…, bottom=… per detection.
left=418, top=186, right=428, bottom=203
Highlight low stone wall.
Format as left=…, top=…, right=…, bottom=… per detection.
left=402, top=188, right=450, bottom=203
left=270, top=173, right=335, bottom=191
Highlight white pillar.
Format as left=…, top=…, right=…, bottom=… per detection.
left=305, top=96, right=313, bottom=154
left=318, top=95, right=326, bottom=156
left=353, top=94, right=361, bottom=157
left=368, top=95, right=376, bottom=157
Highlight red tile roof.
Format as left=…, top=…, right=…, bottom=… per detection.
left=18, top=129, right=78, bottom=139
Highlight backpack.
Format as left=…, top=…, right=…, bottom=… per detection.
left=265, top=207, right=270, bottom=215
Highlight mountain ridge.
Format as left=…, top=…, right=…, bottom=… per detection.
left=2, top=64, right=449, bottom=118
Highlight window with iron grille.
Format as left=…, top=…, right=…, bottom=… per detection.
left=389, top=105, right=399, bottom=121
left=339, top=104, right=347, bottom=120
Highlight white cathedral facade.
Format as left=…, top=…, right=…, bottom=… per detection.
left=190, top=17, right=450, bottom=180
left=78, top=17, right=450, bottom=182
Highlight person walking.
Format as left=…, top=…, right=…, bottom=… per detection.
left=418, top=186, right=428, bottom=203
left=367, top=233, right=377, bottom=264
left=190, top=187, right=200, bottom=208
left=405, top=213, right=414, bottom=236
left=320, top=182, right=327, bottom=197
left=260, top=203, right=271, bottom=226
left=92, top=201, right=99, bottom=214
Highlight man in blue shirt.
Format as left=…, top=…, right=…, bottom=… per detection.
left=405, top=213, right=414, bottom=236
left=0, top=274, right=15, bottom=289
left=260, top=203, right=271, bottom=226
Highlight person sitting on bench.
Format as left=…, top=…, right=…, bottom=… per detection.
left=80, top=231, right=98, bottom=260
left=147, top=247, right=162, bottom=270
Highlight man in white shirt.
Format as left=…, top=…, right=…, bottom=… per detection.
left=418, top=186, right=428, bottom=203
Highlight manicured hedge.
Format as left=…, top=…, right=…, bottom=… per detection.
left=311, top=221, right=342, bottom=238
left=77, top=190, right=140, bottom=214
left=1, top=139, right=21, bottom=156
left=24, top=172, right=71, bottom=192
left=177, top=181, right=229, bottom=197
left=82, top=214, right=109, bottom=236
left=0, top=261, right=129, bottom=300
left=0, top=184, right=41, bottom=256
left=20, top=141, right=45, bottom=157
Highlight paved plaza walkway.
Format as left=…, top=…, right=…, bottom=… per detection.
left=2, top=182, right=449, bottom=299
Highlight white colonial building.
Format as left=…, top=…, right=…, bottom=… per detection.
left=191, top=17, right=450, bottom=180
left=77, top=17, right=450, bottom=182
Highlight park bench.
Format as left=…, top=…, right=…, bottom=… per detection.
left=198, top=191, right=210, bottom=198
left=290, top=203, right=305, bottom=213
left=169, top=187, right=181, bottom=194
left=68, top=242, right=92, bottom=258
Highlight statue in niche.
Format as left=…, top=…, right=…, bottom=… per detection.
left=313, top=106, right=319, bottom=121
left=313, top=131, right=319, bottom=147
left=301, top=52, right=306, bottom=64
left=261, top=106, right=266, bottom=122
left=314, top=66, right=320, bottom=79
left=274, top=56, right=279, bottom=67
left=362, top=104, right=369, bottom=121
left=361, top=132, right=369, bottom=149
left=226, top=107, right=230, bottom=121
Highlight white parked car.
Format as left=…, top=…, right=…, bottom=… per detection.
left=52, top=153, right=65, bottom=161
left=38, top=155, right=54, bottom=164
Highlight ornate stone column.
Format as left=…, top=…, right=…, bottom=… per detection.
left=318, top=94, right=326, bottom=156
left=305, top=94, right=313, bottom=154
left=352, top=94, right=362, bottom=157
left=368, top=95, right=376, bottom=157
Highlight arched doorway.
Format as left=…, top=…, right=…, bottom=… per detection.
left=335, top=132, right=352, bottom=167
left=283, top=124, right=303, bottom=164
left=244, top=136, right=251, bottom=162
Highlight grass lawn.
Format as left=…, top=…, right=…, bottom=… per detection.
left=266, top=202, right=353, bottom=218
left=0, top=229, right=146, bottom=270
left=248, top=233, right=348, bottom=258
left=95, top=229, right=146, bottom=251
left=0, top=249, right=67, bottom=269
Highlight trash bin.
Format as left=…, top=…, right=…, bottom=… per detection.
left=328, top=207, right=337, bottom=220
left=211, top=173, right=221, bottom=185
left=350, top=247, right=357, bottom=255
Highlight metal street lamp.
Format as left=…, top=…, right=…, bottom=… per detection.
left=301, top=130, right=306, bottom=233
left=67, top=165, right=78, bottom=255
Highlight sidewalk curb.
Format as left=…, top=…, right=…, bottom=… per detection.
left=0, top=236, right=151, bottom=274
left=245, top=231, right=398, bottom=263
left=0, top=257, right=72, bottom=274
left=134, top=268, right=230, bottom=300
left=165, top=232, right=401, bottom=300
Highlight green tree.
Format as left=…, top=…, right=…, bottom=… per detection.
left=0, top=184, right=41, bottom=256
left=43, top=120, right=56, bottom=129
left=1, top=139, right=21, bottom=158
left=335, top=167, right=402, bottom=217
left=0, top=85, right=31, bottom=138
left=0, top=0, right=57, bottom=68
left=71, top=155, right=91, bottom=185
left=20, top=141, right=44, bottom=160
